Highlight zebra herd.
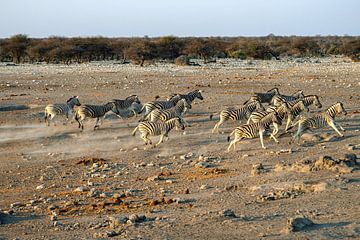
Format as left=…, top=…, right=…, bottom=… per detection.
left=43, top=88, right=347, bottom=150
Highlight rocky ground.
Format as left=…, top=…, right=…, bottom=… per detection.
left=0, top=57, right=360, bottom=239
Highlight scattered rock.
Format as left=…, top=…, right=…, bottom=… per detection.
left=251, top=163, right=267, bottom=176
left=76, top=157, right=107, bottom=166
left=74, top=186, right=90, bottom=192
left=10, top=202, right=24, bottom=208
left=36, top=184, right=45, bottom=190
left=195, top=162, right=211, bottom=169
left=285, top=216, right=315, bottom=233
left=147, top=175, right=160, bottom=181
left=220, top=209, right=237, bottom=218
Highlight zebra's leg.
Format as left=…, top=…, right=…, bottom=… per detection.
left=328, top=120, right=344, bottom=137
left=44, top=111, right=49, bottom=126
left=285, top=116, right=292, bottom=132
left=227, top=136, right=238, bottom=152
left=269, top=132, right=279, bottom=143
left=272, top=123, right=279, bottom=137
left=335, top=121, right=346, bottom=132
left=155, top=134, right=165, bottom=146
left=212, top=119, right=224, bottom=133
left=182, top=117, right=191, bottom=127
left=259, top=130, right=266, bottom=149
left=48, top=114, right=56, bottom=126
left=94, top=118, right=100, bottom=130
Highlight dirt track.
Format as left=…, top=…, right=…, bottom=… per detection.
left=0, top=57, right=360, bottom=239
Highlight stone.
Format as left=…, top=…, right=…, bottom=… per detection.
left=147, top=175, right=160, bottom=181
left=36, top=184, right=45, bottom=190
left=285, top=216, right=315, bottom=233
left=74, top=186, right=90, bottom=192
left=10, top=202, right=24, bottom=208
left=195, top=162, right=211, bottom=169
left=220, top=209, right=237, bottom=218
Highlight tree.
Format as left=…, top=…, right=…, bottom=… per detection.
left=124, top=39, right=157, bottom=66
left=4, top=34, right=30, bottom=63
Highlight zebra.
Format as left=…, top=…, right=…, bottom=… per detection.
left=112, top=95, right=141, bottom=117
left=139, top=94, right=182, bottom=121
left=74, top=101, right=120, bottom=131
left=243, top=87, right=280, bottom=105
left=247, top=101, right=291, bottom=136
left=148, top=99, right=192, bottom=126
left=283, top=100, right=310, bottom=132
left=167, top=90, right=204, bottom=104
left=273, top=95, right=322, bottom=109
left=293, top=102, right=347, bottom=142
left=270, top=90, right=304, bottom=105
left=131, top=117, right=185, bottom=147
left=44, top=96, right=81, bottom=126
left=227, top=111, right=282, bottom=151
left=212, top=98, right=264, bottom=133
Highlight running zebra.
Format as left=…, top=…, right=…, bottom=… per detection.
left=212, top=98, right=264, bottom=133
left=284, top=100, right=309, bottom=132
left=112, top=95, right=141, bottom=117
left=139, top=94, right=182, bottom=121
left=74, top=101, right=120, bottom=130
left=227, top=111, right=282, bottom=151
left=44, top=96, right=81, bottom=126
left=168, top=90, right=204, bottom=104
left=148, top=99, right=192, bottom=125
left=132, top=117, right=185, bottom=147
left=244, top=87, right=280, bottom=105
left=270, top=90, right=304, bottom=105
left=293, top=102, right=347, bottom=142
left=273, top=95, right=322, bottom=109
left=247, top=101, right=291, bottom=136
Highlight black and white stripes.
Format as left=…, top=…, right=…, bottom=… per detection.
left=227, top=112, right=282, bottom=151
left=75, top=101, right=119, bottom=130
left=293, top=102, right=347, bottom=141
left=132, top=117, right=185, bottom=147
left=44, top=96, right=81, bottom=126
left=213, top=99, right=264, bottom=133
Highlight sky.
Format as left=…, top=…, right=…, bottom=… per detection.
left=0, top=0, right=359, bottom=38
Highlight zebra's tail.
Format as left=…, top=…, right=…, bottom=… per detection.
left=131, top=126, right=139, bottom=136
left=227, top=129, right=236, bottom=142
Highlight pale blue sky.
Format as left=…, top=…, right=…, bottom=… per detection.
left=0, top=0, right=359, bottom=37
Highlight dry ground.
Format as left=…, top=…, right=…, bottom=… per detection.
left=0, top=57, right=360, bottom=239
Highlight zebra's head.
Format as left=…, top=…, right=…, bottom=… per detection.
left=296, top=100, right=309, bottom=112
left=335, top=102, right=347, bottom=115
left=195, top=90, right=204, bottom=100
left=247, top=97, right=265, bottom=111
left=67, top=96, right=81, bottom=106
left=271, top=95, right=285, bottom=107
left=267, top=87, right=280, bottom=95
left=312, top=95, right=322, bottom=108
left=127, top=95, right=141, bottom=104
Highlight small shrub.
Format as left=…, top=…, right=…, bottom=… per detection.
left=174, top=55, right=190, bottom=66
